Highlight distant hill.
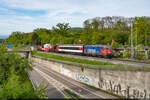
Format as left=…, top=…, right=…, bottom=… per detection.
left=0, top=39, right=4, bottom=44
left=71, top=27, right=83, bottom=33
left=0, top=35, right=8, bottom=39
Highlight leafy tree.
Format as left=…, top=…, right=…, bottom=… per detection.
left=0, top=45, right=39, bottom=99
left=32, top=32, right=40, bottom=45
left=133, top=17, right=150, bottom=46
left=0, top=39, right=4, bottom=44
left=51, top=23, right=71, bottom=44
left=91, top=32, right=104, bottom=44
left=33, top=28, right=51, bottom=45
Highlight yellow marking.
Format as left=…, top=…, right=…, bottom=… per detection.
left=58, top=66, right=60, bottom=72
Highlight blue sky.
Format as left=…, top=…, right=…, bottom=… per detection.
left=0, top=0, right=150, bottom=36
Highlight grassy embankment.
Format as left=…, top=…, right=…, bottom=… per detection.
left=0, top=73, right=37, bottom=99
left=33, top=51, right=150, bottom=71
left=64, top=89, right=81, bottom=99
left=12, top=46, right=30, bottom=51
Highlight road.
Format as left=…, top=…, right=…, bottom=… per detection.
left=38, top=51, right=150, bottom=68
left=28, top=62, right=117, bottom=99
left=28, top=68, right=66, bottom=98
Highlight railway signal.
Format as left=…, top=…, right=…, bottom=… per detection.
left=112, top=39, right=115, bottom=43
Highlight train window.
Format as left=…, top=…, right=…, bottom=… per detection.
left=60, top=47, right=80, bottom=50
left=60, top=47, right=64, bottom=49
left=92, top=47, right=95, bottom=49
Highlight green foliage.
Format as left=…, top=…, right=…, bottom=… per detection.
left=64, top=89, right=80, bottom=98
left=123, top=51, right=131, bottom=58
left=132, top=17, right=150, bottom=46
left=5, top=32, right=31, bottom=46
left=51, top=23, right=71, bottom=44
left=12, top=46, right=30, bottom=51
left=111, top=42, right=121, bottom=48
left=0, top=39, right=4, bottom=43
left=135, top=44, right=143, bottom=50
left=33, top=28, right=51, bottom=45
left=91, top=32, right=104, bottom=44
left=0, top=45, right=7, bottom=53
left=34, top=84, right=48, bottom=99
left=5, top=16, right=150, bottom=47
left=0, top=74, right=37, bottom=99
left=0, top=46, right=47, bottom=99
left=134, top=44, right=147, bottom=59
left=32, top=32, right=39, bottom=45
left=136, top=52, right=145, bottom=60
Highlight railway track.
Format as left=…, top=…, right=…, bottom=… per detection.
left=33, top=62, right=117, bottom=99
left=113, top=58, right=150, bottom=64
left=37, top=51, right=150, bottom=68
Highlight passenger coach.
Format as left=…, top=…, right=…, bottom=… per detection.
left=55, top=45, right=84, bottom=54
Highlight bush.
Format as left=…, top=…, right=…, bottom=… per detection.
left=0, top=46, right=47, bottom=99
left=123, top=51, right=131, bottom=58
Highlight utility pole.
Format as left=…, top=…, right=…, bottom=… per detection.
left=131, top=22, right=134, bottom=58
left=135, top=27, right=137, bottom=58
left=136, top=27, right=137, bottom=46
left=145, top=24, right=147, bottom=46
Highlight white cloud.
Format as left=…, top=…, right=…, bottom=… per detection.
left=0, top=0, right=150, bottom=36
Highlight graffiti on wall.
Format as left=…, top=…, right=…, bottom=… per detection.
left=58, top=64, right=72, bottom=77
left=98, top=79, right=150, bottom=99
left=58, top=65, right=61, bottom=72
left=75, top=74, right=90, bottom=84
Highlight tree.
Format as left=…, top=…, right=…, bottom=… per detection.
left=133, top=17, right=150, bottom=46
left=0, top=45, right=41, bottom=99
left=33, top=28, right=51, bottom=45
left=5, top=16, right=150, bottom=47
left=32, top=32, right=39, bottom=45
left=52, top=23, right=71, bottom=44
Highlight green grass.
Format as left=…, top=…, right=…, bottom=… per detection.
left=12, top=46, right=30, bottom=51
left=64, top=97, right=72, bottom=99
left=33, top=51, right=114, bottom=66
left=0, top=73, right=37, bottom=99
left=33, top=51, right=150, bottom=71
left=64, top=89, right=81, bottom=98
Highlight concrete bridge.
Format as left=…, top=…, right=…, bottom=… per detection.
left=7, top=49, right=32, bottom=59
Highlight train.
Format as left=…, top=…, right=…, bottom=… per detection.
left=37, top=44, right=114, bottom=58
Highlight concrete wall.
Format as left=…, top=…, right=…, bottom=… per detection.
left=15, top=52, right=29, bottom=59
left=32, top=56, right=150, bottom=99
